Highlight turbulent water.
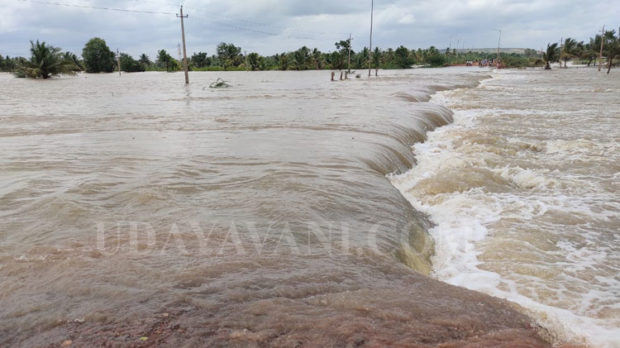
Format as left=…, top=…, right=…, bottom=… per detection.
left=392, top=68, right=620, bottom=347
left=0, top=67, right=612, bottom=347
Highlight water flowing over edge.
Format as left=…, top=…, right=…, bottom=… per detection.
left=0, top=70, right=554, bottom=346
left=391, top=72, right=619, bottom=348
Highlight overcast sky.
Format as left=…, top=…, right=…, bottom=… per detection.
left=1, top=0, right=618, bottom=59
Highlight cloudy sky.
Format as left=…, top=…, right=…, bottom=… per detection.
left=1, top=0, right=618, bottom=59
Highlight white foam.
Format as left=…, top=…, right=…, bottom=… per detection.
left=392, top=75, right=620, bottom=347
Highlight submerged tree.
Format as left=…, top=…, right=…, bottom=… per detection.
left=292, top=46, right=311, bottom=70
left=119, top=53, right=145, bottom=72
left=395, top=45, right=413, bottom=68
left=216, top=43, right=242, bottom=70
left=190, top=52, right=209, bottom=68
left=247, top=52, right=264, bottom=71
left=139, top=53, right=152, bottom=69
left=62, top=51, right=83, bottom=71
left=325, top=40, right=351, bottom=71
left=542, top=43, right=559, bottom=70
left=582, top=38, right=599, bottom=66
left=424, top=46, right=445, bottom=67
left=156, top=50, right=178, bottom=72
left=15, top=40, right=78, bottom=79
left=560, top=38, right=578, bottom=68
left=373, top=47, right=381, bottom=75
left=82, top=37, right=115, bottom=73
left=312, top=48, right=324, bottom=69
left=603, top=30, right=619, bottom=74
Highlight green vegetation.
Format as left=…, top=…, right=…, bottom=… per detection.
left=2, top=29, right=619, bottom=78
left=209, top=78, right=231, bottom=88
left=560, top=38, right=580, bottom=68
left=139, top=54, right=152, bottom=68
left=119, top=53, right=145, bottom=72
left=602, top=30, right=619, bottom=74
left=548, top=30, right=619, bottom=73
left=190, top=52, right=209, bottom=68
left=216, top=42, right=243, bottom=70
left=156, top=49, right=179, bottom=72
left=14, top=40, right=78, bottom=79
left=0, top=55, right=21, bottom=72
left=82, top=37, right=115, bottom=73
left=543, top=43, right=560, bottom=70
left=246, top=52, right=264, bottom=71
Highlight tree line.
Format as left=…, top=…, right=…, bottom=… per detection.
left=1, top=30, right=618, bottom=78
left=541, top=29, right=620, bottom=73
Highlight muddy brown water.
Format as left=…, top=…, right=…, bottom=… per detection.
left=1, top=69, right=552, bottom=346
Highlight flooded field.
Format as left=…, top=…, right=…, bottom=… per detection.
left=393, top=68, right=620, bottom=347
left=1, top=68, right=606, bottom=346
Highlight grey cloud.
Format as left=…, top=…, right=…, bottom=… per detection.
left=1, top=0, right=618, bottom=58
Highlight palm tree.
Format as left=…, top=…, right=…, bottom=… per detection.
left=560, top=38, right=578, bottom=67
left=373, top=47, right=381, bottom=75
left=542, top=43, right=559, bottom=70
left=604, top=30, right=619, bottom=74
left=581, top=39, right=598, bottom=66
left=139, top=54, right=152, bottom=69
left=62, top=51, right=83, bottom=71
left=156, top=49, right=178, bottom=72
left=16, top=40, right=78, bottom=78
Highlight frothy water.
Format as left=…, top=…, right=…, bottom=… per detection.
left=392, top=68, right=620, bottom=347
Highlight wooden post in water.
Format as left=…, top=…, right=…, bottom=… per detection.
left=347, top=33, right=352, bottom=74
left=496, top=29, right=501, bottom=68
left=177, top=6, right=190, bottom=84
left=598, top=25, right=605, bottom=72
left=560, top=37, right=564, bottom=68
left=368, top=0, right=374, bottom=77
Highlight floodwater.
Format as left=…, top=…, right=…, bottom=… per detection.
left=392, top=68, right=620, bottom=347
left=0, top=67, right=605, bottom=346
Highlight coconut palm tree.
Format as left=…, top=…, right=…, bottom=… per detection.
left=604, top=30, right=619, bottom=74
left=16, top=40, right=78, bottom=78
left=560, top=38, right=578, bottom=67
left=542, top=43, right=559, bottom=70
left=62, top=51, right=83, bottom=71
left=139, top=53, right=152, bottom=69
left=373, top=47, right=381, bottom=75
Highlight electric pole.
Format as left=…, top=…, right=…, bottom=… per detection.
left=177, top=6, right=189, bottom=84
left=560, top=37, right=563, bottom=68
left=347, top=33, right=352, bottom=74
left=599, top=25, right=605, bottom=72
left=368, top=0, right=374, bottom=77
left=117, top=49, right=121, bottom=76
left=496, top=29, right=501, bottom=68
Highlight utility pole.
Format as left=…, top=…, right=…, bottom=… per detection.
left=496, top=29, right=501, bottom=68
left=560, top=37, right=563, bottom=68
left=347, top=34, right=352, bottom=74
left=117, top=49, right=121, bottom=76
left=177, top=6, right=189, bottom=84
left=599, top=25, right=605, bottom=72
left=368, top=0, right=374, bottom=77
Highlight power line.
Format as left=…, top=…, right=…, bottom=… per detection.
left=17, top=0, right=176, bottom=15
left=15, top=0, right=349, bottom=43
left=211, top=21, right=322, bottom=41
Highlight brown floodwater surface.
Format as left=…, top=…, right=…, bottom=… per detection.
left=393, top=68, right=620, bottom=347
left=0, top=69, right=550, bottom=347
